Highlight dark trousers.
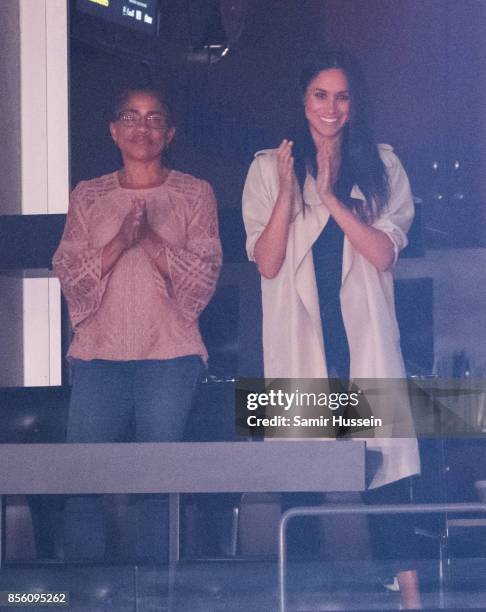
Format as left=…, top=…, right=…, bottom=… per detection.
left=318, top=478, right=418, bottom=575
left=64, top=356, right=202, bottom=562
left=363, top=476, right=418, bottom=574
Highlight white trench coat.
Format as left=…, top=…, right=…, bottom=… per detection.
left=242, top=145, right=420, bottom=489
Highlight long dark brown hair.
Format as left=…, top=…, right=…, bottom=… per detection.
left=293, top=50, right=389, bottom=222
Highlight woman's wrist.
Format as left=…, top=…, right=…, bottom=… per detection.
left=149, top=242, right=166, bottom=262
left=139, top=230, right=172, bottom=278
left=276, top=187, right=294, bottom=215
left=321, top=191, right=340, bottom=212
left=101, top=233, right=129, bottom=277
left=112, top=231, right=134, bottom=256
left=140, top=230, right=166, bottom=261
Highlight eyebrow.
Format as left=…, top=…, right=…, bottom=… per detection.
left=313, top=87, right=350, bottom=94
left=120, top=109, right=165, bottom=115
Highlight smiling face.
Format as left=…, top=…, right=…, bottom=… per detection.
left=303, top=68, right=351, bottom=145
left=109, top=91, right=175, bottom=164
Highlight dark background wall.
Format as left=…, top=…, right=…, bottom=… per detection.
left=70, top=1, right=323, bottom=207
left=316, top=0, right=486, bottom=248
left=70, top=0, right=486, bottom=248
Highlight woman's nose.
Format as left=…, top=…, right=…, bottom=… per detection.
left=135, top=120, right=150, bottom=132
left=324, top=97, right=337, bottom=113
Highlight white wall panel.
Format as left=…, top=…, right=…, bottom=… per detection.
left=46, top=0, right=70, bottom=214
left=19, top=0, right=48, bottom=215
left=18, top=0, right=68, bottom=386
left=0, top=0, right=22, bottom=386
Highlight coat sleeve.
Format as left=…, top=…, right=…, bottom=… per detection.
left=165, top=180, right=222, bottom=323
left=372, top=147, right=414, bottom=265
left=242, top=154, right=276, bottom=261
left=52, top=182, right=111, bottom=329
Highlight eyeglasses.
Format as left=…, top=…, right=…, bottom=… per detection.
left=116, top=111, right=167, bottom=130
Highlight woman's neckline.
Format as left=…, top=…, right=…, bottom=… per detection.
left=116, top=167, right=173, bottom=191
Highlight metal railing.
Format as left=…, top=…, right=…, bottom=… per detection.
left=279, top=502, right=486, bottom=612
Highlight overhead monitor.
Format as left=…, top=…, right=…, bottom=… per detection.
left=76, top=0, right=159, bottom=35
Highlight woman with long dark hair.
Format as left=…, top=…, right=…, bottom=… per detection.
left=243, top=50, right=421, bottom=608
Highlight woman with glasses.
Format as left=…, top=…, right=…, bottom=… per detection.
left=53, top=86, right=222, bottom=562
left=242, top=51, right=421, bottom=608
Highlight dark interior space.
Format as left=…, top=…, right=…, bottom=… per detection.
left=69, top=0, right=486, bottom=248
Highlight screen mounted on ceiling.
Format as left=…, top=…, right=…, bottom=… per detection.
left=76, top=0, right=158, bottom=35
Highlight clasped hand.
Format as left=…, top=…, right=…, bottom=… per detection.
left=119, top=198, right=152, bottom=249
left=316, top=141, right=341, bottom=203
left=276, top=138, right=342, bottom=205
left=276, top=139, right=294, bottom=195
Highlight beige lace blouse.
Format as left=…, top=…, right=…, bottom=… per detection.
left=53, top=170, right=222, bottom=362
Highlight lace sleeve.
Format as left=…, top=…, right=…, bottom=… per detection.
left=165, top=180, right=222, bottom=322
left=52, top=182, right=110, bottom=329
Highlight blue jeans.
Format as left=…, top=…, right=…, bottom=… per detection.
left=64, top=356, right=202, bottom=562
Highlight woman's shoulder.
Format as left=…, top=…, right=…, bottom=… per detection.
left=169, top=169, right=214, bottom=192
left=254, top=148, right=278, bottom=158
left=377, top=144, right=410, bottom=189
left=246, top=148, right=279, bottom=180
left=169, top=169, right=209, bottom=189
left=71, top=171, right=119, bottom=199
left=377, top=144, right=403, bottom=170
left=252, top=148, right=278, bottom=165
left=167, top=170, right=217, bottom=206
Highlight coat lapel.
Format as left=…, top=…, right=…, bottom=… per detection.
left=291, top=176, right=328, bottom=362
left=341, top=184, right=366, bottom=287
left=293, top=175, right=328, bottom=273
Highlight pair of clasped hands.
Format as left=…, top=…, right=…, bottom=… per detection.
left=102, top=197, right=169, bottom=278
left=118, top=197, right=154, bottom=251
left=276, top=138, right=342, bottom=203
